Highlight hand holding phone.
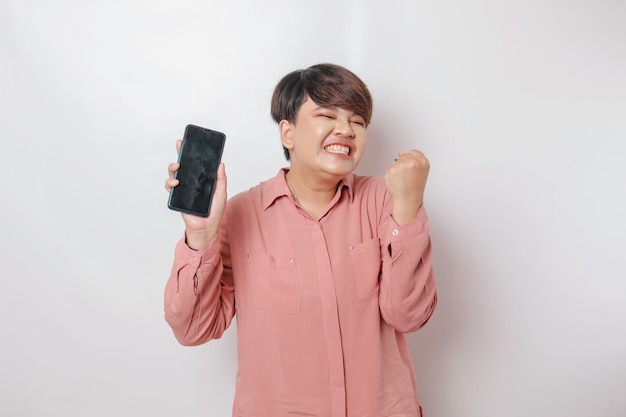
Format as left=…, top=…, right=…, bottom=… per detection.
left=167, top=124, right=226, bottom=217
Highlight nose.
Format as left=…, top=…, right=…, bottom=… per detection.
left=335, top=116, right=355, bottom=138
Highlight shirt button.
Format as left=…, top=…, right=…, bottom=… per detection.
left=392, top=229, right=399, bottom=236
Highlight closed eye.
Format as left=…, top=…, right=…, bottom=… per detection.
left=351, top=120, right=367, bottom=127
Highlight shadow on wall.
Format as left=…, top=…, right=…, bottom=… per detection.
left=406, top=217, right=471, bottom=408
left=359, top=113, right=479, bottom=410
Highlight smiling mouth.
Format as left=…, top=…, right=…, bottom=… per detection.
left=324, top=144, right=350, bottom=155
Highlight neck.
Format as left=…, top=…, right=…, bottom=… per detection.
left=285, top=170, right=340, bottom=213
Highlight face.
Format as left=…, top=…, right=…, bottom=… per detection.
left=280, top=97, right=368, bottom=181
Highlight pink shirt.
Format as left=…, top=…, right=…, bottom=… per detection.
left=164, top=169, right=437, bottom=417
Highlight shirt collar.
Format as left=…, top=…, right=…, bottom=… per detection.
left=262, top=168, right=355, bottom=211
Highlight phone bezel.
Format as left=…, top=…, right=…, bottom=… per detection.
left=167, top=124, right=226, bottom=217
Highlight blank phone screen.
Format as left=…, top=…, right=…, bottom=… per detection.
left=168, top=125, right=226, bottom=217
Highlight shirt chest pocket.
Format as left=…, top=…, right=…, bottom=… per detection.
left=349, top=237, right=382, bottom=301
left=245, top=253, right=300, bottom=314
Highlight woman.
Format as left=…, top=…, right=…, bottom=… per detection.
left=164, top=63, right=437, bottom=417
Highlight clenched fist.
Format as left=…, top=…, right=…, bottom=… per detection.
left=384, top=150, right=430, bottom=225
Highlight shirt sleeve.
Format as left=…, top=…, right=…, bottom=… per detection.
left=163, top=225, right=235, bottom=346
left=379, top=205, right=438, bottom=333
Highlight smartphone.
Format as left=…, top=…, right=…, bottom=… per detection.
left=167, top=124, right=226, bottom=217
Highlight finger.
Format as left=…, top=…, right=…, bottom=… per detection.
left=164, top=178, right=179, bottom=191
left=395, top=150, right=420, bottom=160
left=396, top=150, right=428, bottom=166
left=215, top=162, right=227, bottom=191
left=175, top=139, right=182, bottom=154
left=393, top=152, right=413, bottom=164
left=407, top=149, right=425, bottom=159
left=168, top=162, right=180, bottom=178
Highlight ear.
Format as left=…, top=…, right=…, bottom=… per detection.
left=279, top=119, right=294, bottom=150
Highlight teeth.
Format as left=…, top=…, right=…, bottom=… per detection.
left=325, top=145, right=350, bottom=155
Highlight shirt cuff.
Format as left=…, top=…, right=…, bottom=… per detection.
left=174, top=233, right=221, bottom=268
left=388, top=205, right=429, bottom=242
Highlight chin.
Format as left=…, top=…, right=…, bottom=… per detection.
left=326, top=164, right=358, bottom=177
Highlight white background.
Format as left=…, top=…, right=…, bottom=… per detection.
left=1, top=1, right=625, bottom=416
